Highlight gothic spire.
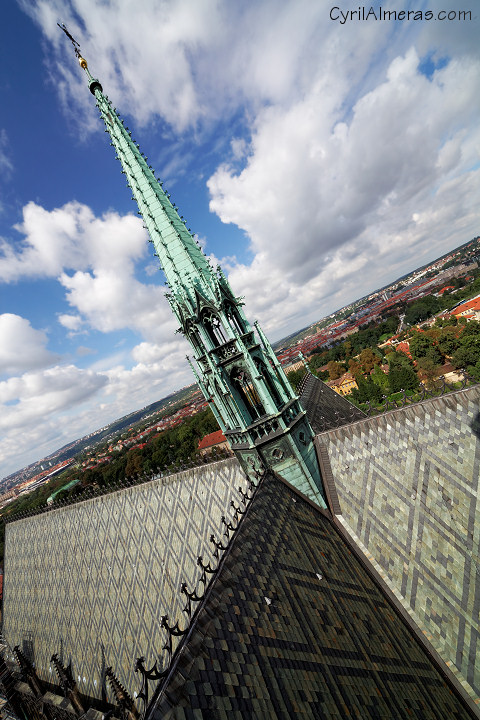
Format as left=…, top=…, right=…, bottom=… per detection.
left=70, top=42, right=218, bottom=318
left=60, top=27, right=327, bottom=509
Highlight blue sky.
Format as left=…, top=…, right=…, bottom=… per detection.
left=1, top=0, right=479, bottom=479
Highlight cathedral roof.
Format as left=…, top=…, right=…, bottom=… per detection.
left=148, top=473, right=475, bottom=719
left=300, top=373, right=366, bottom=433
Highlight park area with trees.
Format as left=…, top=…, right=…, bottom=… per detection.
left=288, top=304, right=480, bottom=410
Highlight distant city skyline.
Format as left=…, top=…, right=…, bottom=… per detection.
left=1, top=239, right=475, bottom=486
left=1, top=0, right=479, bottom=478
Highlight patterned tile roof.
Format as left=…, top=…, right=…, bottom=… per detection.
left=300, top=373, right=366, bottom=433
left=2, top=460, right=248, bottom=701
left=149, top=473, right=475, bottom=719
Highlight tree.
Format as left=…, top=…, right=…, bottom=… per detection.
left=409, top=333, right=441, bottom=364
left=309, top=353, right=328, bottom=370
left=371, top=364, right=389, bottom=393
left=357, top=348, right=381, bottom=374
left=286, top=368, right=306, bottom=392
left=405, top=295, right=440, bottom=325
left=460, top=319, right=480, bottom=337
left=416, top=357, right=441, bottom=387
left=452, top=335, right=480, bottom=368
left=348, top=358, right=362, bottom=376
left=326, top=361, right=345, bottom=381
left=387, top=349, right=413, bottom=370
left=351, top=375, right=384, bottom=404
left=436, top=327, right=460, bottom=357
left=435, top=314, right=457, bottom=328
left=467, top=359, right=480, bottom=382
left=388, top=364, right=419, bottom=393
left=343, top=340, right=353, bottom=358
left=125, top=450, right=144, bottom=478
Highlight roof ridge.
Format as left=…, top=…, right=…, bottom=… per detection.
left=138, top=467, right=266, bottom=717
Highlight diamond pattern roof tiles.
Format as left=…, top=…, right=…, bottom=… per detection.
left=150, top=473, right=476, bottom=719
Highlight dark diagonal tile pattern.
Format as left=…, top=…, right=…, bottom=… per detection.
left=151, top=474, right=475, bottom=719
left=300, top=374, right=366, bottom=434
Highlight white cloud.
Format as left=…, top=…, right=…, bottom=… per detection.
left=209, top=48, right=480, bottom=337
left=1, top=201, right=146, bottom=283
left=24, top=0, right=334, bottom=134
left=23, top=2, right=480, bottom=343
left=0, top=129, right=12, bottom=174
left=0, top=200, right=179, bottom=342
left=0, top=347, right=191, bottom=477
left=104, top=338, right=191, bottom=408
left=0, top=314, right=58, bottom=376
left=59, top=268, right=175, bottom=342
left=0, top=364, right=108, bottom=476
left=76, top=345, right=96, bottom=357
left=58, top=313, right=84, bottom=333
left=0, top=365, right=107, bottom=430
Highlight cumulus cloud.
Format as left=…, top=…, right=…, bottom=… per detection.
left=24, top=1, right=480, bottom=343
left=104, top=338, right=191, bottom=408
left=1, top=201, right=146, bottom=283
left=0, top=200, right=179, bottom=342
left=0, top=314, right=58, bottom=376
left=210, top=48, right=480, bottom=336
left=0, top=365, right=107, bottom=429
left=24, top=0, right=331, bottom=134
left=59, top=268, right=175, bottom=342
left=0, top=364, right=108, bottom=475
left=0, top=347, right=191, bottom=477
left=0, top=197, right=189, bottom=475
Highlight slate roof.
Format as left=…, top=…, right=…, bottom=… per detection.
left=149, top=473, right=475, bottom=719
left=300, top=373, right=366, bottom=433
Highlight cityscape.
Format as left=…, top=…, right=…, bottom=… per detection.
left=1, top=233, right=478, bottom=507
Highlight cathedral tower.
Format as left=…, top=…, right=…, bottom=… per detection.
left=68, top=35, right=326, bottom=508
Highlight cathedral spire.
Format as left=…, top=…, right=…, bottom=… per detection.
left=74, top=54, right=217, bottom=321
left=62, top=29, right=327, bottom=509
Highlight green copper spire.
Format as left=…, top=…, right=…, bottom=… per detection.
left=79, top=56, right=220, bottom=324
left=67, top=36, right=326, bottom=509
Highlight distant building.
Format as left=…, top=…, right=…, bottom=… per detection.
left=282, top=359, right=305, bottom=374
left=395, top=341, right=412, bottom=359
left=198, top=430, right=232, bottom=458
left=327, top=372, right=358, bottom=396
left=452, top=297, right=480, bottom=322
left=437, top=285, right=455, bottom=296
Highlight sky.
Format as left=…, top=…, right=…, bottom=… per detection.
left=0, top=0, right=479, bottom=479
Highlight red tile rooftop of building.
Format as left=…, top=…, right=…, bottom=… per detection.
left=198, top=429, right=227, bottom=450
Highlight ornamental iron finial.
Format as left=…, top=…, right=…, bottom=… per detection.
left=51, top=652, right=75, bottom=694
left=105, top=666, right=140, bottom=720
left=13, top=645, right=44, bottom=698
left=57, top=23, right=81, bottom=59
left=51, top=652, right=85, bottom=715
left=134, top=657, right=168, bottom=719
